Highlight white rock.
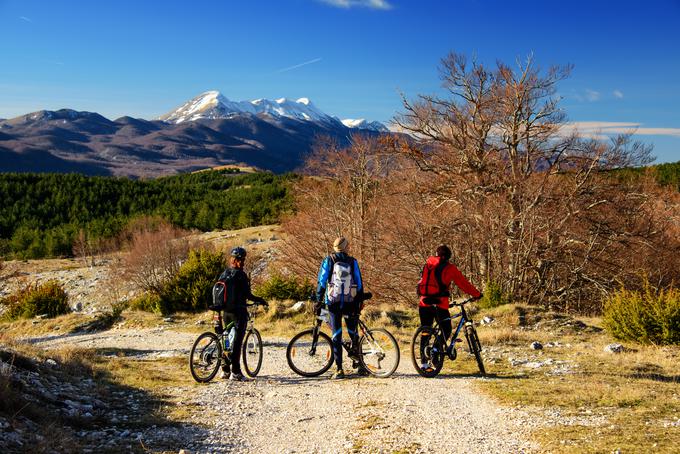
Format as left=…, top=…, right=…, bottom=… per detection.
left=290, top=301, right=306, bottom=312
left=604, top=343, right=624, bottom=353
left=530, top=341, right=543, bottom=350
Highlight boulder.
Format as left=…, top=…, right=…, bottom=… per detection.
left=604, top=343, right=624, bottom=354
left=530, top=341, right=543, bottom=350
left=290, top=301, right=306, bottom=313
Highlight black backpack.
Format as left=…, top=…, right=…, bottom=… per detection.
left=212, top=268, right=237, bottom=312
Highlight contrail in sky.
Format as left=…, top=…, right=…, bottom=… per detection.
left=275, top=58, right=322, bottom=74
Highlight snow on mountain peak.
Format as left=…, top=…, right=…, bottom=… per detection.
left=159, top=91, right=385, bottom=131
left=341, top=118, right=389, bottom=132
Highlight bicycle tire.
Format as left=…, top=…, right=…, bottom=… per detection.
left=358, top=328, right=400, bottom=378
left=189, top=331, right=222, bottom=383
left=465, top=324, right=486, bottom=376
left=410, top=325, right=445, bottom=378
left=286, top=329, right=334, bottom=377
left=242, top=328, right=263, bottom=377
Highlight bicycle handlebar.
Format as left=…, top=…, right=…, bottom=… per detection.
left=448, top=295, right=481, bottom=308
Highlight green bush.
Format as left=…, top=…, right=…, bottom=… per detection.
left=158, top=248, right=226, bottom=314
left=255, top=273, right=315, bottom=302
left=478, top=280, right=511, bottom=309
left=603, top=283, right=680, bottom=345
left=1, top=280, right=70, bottom=320
left=128, top=293, right=163, bottom=314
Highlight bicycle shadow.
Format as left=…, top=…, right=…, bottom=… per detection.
left=425, top=371, right=527, bottom=380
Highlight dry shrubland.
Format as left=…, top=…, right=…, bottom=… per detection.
left=114, top=217, right=194, bottom=294
left=280, top=52, right=680, bottom=314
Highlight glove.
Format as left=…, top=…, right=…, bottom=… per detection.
left=315, top=288, right=325, bottom=305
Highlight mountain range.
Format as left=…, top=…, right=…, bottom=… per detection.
left=0, top=91, right=389, bottom=177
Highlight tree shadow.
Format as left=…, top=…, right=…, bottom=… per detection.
left=628, top=372, right=680, bottom=383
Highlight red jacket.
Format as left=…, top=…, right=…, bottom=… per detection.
left=418, top=256, right=481, bottom=310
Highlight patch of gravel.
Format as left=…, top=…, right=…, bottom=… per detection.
left=30, top=328, right=539, bottom=453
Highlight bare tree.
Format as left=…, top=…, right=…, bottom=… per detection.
left=390, top=52, right=657, bottom=309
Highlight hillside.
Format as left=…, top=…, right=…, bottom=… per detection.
left=0, top=170, right=293, bottom=259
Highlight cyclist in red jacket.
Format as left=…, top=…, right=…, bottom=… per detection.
left=417, top=245, right=482, bottom=360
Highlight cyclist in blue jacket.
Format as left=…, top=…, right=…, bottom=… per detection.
left=316, top=237, right=367, bottom=379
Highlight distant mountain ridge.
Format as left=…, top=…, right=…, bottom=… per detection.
left=159, top=90, right=388, bottom=132
left=0, top=95, right=389, bottom=177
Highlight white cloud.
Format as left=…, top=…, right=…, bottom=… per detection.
left=275, top=58, right=322, bottom=74
left=318, top=0, right=393, bottom=10
left=562, top=121, right=680, bottom=139
left=585, top=89, right=600, bottom=102
left=613, top=90, right=624, bottom=99
left=19, top=16, right=32, bottom=23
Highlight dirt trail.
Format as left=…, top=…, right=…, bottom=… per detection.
left=29, top=328, right=537, bottom=453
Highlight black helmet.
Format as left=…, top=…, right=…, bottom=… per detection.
left=230, top=246, right=247, bottom=260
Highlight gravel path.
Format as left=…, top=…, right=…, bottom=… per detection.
left=30, top=328, right=537, bottom=453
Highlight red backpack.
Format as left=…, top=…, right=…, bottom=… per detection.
left=416, top=260, right=449, bottom=301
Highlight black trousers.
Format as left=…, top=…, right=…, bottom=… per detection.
left=419, top=305, right=452, bottom=339
left=223, top=307, right=248, bottom=374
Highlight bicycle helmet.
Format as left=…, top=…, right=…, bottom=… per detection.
left=230, top=246, right=247, bottom=260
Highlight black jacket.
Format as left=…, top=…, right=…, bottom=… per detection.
left=230, top=267, right=265, bottom=309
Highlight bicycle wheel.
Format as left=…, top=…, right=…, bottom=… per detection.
left=465, top=324, right=486, bottom=375
left=242, top=328, right=263, bottom=377
left=189, top=332, right=222, bottom=383
left=410, top=325, right=445, bottom=378
left=286, top=329, right=334, bottom=377
left=358, top=328, right=400, bottom=378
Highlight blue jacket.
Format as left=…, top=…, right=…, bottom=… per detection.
left=316, top=252, right=363, bottom=305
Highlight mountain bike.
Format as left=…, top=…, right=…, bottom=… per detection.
left=189, top=301, right=266, bottom=383
left=410, top=297, right=485, bottom=377
left=286, top=293, right=400, bottom=378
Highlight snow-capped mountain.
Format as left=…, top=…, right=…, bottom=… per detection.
left=1, top=93, right=392, bottom=177
left=159, top=91, right=340, bottom=125
left=159, top=91, right=388, bottom=131
left=341, top=118, right=389, bottom=132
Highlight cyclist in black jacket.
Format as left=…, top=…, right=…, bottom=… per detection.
left=220, top=246, right=267, bottom=381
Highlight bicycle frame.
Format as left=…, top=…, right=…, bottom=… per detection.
left=211, top=304, right=257, bottom=353
left=310, top=307, right=370, bottom=356
left=433, top=299, right=475, bottom=356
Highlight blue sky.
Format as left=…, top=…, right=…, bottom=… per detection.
left=1, top=0, right=679, bottom=162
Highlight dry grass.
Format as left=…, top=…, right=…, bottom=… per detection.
left=471, top=304, right=680, bottom=453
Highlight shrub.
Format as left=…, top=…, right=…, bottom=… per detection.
left=1, top=280, right=70, bottom=320
left=128, top=293, right=163, bottom=314
left=118, top=219, right=191, bottom=294
left=158, top=248, right=226, bottom=314
left=603, top=282, right=680, bottom=345
left=255, top=273, right=315, bottom=302
left=478, top=280, right=511, bottom=309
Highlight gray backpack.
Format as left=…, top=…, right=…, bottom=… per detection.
left=326, top=254, right=357, bottom=305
